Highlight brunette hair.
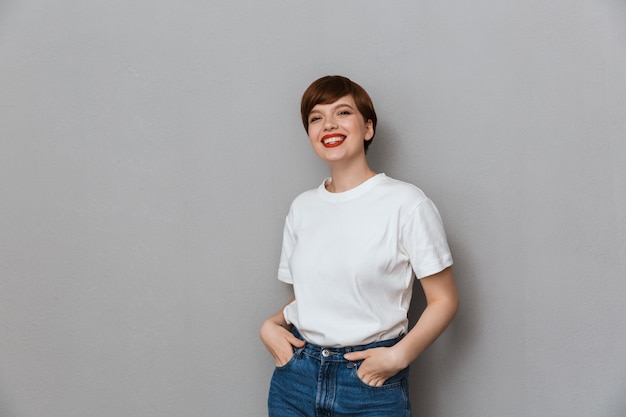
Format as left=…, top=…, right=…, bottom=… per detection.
left=300, top=75, right=377, bottom=152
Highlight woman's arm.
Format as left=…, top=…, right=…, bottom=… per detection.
left=260, top=298, right=305, bottom=366
left=344, top=267, right=459, bottom=386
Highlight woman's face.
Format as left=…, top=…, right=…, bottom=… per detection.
left=306, top=95, right=374, bottom=165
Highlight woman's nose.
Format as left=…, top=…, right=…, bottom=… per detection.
left=324, top=117, right=337, bottom=130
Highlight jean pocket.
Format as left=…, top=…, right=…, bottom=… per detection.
left=274, top=346, right=304, bottom=370
left=352, top=363, right=409, bottom=389
left=275, top=355, right=295, bottom=369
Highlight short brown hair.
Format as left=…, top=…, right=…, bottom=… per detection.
left=301, top=75, right=377, bottom=152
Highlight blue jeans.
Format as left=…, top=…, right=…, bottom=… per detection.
left=268, top=328, right=411, bottom=417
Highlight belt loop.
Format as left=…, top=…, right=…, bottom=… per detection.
left=295, top=346, right=305, bottom=359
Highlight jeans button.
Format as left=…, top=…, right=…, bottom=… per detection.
left=321, top=349, right=330, bottom=357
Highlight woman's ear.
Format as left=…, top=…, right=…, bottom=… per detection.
left=365, top=119, right=374, bottom=141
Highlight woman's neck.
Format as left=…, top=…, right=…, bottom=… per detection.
left=325, top=162, right=377, bottom=193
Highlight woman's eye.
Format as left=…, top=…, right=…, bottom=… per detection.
left=309, top=116, right=321, bottom=123
left=338, top=110, right=351, bottom=116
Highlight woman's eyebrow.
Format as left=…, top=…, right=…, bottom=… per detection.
left=311, top=103, right=355, bottom=113
left=332, top=102, right=354, bottom=110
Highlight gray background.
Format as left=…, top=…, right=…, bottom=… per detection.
left=1, top=1, right=625, bottom=416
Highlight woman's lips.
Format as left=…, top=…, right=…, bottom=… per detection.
left=322, top=134, right=346, bottom=148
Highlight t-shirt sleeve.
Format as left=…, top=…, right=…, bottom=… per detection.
left=402, top=198, right=453, bottom=279
left=277, top=208, right=295, bottom=284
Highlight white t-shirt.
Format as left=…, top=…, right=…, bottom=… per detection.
left=278, top=173, right=453, bottom=347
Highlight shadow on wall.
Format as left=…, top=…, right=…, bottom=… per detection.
left=365, top=122, right=401, bottom=176
left=407, top=234, right=477, bottom=416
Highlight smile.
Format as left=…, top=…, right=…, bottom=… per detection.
left=322, top=134, right=346, bottom=148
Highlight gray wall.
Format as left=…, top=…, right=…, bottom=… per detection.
left=1, top=1, right=625, bottom=416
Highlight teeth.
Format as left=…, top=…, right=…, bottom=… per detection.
left=323, top=136, right=345, bottom=145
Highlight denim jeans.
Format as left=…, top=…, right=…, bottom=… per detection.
left=268, top=328, right=411, bottom=417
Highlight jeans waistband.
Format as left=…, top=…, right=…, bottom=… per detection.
left=291, top=327, right=403, bottom=362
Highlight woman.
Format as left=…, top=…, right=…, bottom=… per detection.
left=260, top=75, right=459, bottom=416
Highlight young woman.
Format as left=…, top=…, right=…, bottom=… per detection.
left=260, top=75, right=459, bottom=416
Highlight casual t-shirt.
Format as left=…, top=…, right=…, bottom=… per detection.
left=278, top=173, right=453, bottom=347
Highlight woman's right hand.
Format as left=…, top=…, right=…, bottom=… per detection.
left=260, top=317, right=305, bottom=366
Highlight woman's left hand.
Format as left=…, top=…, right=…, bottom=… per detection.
left=343, top=268, right=459, bottom=387
left=343, top=347, right=405, bottom=387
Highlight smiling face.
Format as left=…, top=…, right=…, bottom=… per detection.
left=306, top=95, right=374, bottom=165
left=300, top=75, right=377, bottom=153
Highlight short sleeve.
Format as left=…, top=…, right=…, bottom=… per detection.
left=402, top=198, right=453, bottom=279
left=277, top=208, right=295, bottom=284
